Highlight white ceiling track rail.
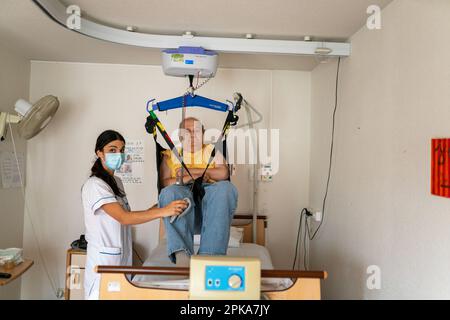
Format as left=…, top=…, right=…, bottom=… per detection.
left=33, top=0, right=351, bottom=57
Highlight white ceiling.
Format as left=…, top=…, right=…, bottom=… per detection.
left=0, top=0, right=393, bottom=70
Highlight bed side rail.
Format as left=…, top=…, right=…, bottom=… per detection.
left=96, top=265, right=327, bottom=279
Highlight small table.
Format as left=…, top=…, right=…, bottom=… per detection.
left=0, top=259, right=34, bottom=286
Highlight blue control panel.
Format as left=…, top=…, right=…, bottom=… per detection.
left=205, top=265, right=245, bottom=291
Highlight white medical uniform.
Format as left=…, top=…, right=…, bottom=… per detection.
left=81, top=176, right=132, bottom=300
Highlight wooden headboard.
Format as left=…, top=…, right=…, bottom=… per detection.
left=158, top=215, right=267, bottom=246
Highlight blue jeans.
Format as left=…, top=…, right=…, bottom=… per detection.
left=159, top=181, right=238, bottom=263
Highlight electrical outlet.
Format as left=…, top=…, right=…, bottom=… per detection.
left=313, top=211, right=322, bottom=222
left=260, top=164, right=273, bottom=182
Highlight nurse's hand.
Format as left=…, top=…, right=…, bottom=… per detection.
left=160, top=200, right=188, bottom=217
left=102, top=201, right=189, bottom=226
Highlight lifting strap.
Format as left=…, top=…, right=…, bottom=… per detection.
left=145, top=94, right=242, bottom=207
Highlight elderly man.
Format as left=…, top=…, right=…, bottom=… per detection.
left=159, top=117, right=238, bottom=265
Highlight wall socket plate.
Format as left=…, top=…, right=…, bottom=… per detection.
left=306, top=208, right=322, bottom=222
left=313, top=211, right=322, bottom=222
left=260, top=164, right=273, bottom=182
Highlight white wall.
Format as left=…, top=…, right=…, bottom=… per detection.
left=309, top=0, right=450, bottom=299
left=0, top=44, right=29, bottom=299
left=21, top=61, right=310, bottom=298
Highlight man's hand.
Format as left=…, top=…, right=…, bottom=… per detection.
left=175, top=167, right=213, bottom=182
left=175, top=167, right=205, bottom=177
left=202, top=172, right=212, bottom=182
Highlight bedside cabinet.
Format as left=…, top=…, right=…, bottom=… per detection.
left=65, top=249, right=86, bottom=300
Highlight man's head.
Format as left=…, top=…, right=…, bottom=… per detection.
left=179, top=117, right=204, bottom=151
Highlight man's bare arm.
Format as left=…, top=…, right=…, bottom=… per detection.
left=160, top=154, right=197, bottom=187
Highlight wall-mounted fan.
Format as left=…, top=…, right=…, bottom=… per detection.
left=0, top=95, right=59, bottom=141
left=0, top=95, right=61, bottom=297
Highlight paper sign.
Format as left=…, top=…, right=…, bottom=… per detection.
left=0, top=151, right=25, bottom=189
left=116, top=140, right=145, bottom=184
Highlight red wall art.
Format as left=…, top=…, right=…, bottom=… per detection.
left=432, top=139, right=450, bottom=198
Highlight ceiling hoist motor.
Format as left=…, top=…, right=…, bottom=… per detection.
left=145, top=46, right=243, bottom=208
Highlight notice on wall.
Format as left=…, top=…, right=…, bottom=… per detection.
left=116, top=140, right=144, bottom=184
left=0, top=151, right=26, bottom=189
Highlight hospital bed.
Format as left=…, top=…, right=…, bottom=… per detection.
left=96, top=215, right=327, bottom=300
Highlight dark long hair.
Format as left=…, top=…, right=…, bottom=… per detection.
left=91, top=130, right=126, bottom=197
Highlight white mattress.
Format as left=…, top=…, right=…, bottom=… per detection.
left=132, top=241, right=293, bottom=291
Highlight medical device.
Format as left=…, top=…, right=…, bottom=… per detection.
left=0, top=95, right=59, bottom=141
left=189, top=256, right=261, bottom=300
left=145, top=88, right=242, bottom=207
left=145, top=46, right=243, bottom=210
left=162, top=46, right=218, bottom=78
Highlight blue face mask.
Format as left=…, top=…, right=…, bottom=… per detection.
left=104, top=153, right=125, bottom=171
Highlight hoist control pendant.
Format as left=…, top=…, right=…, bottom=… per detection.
left=162, top=46, right=218, bottom=78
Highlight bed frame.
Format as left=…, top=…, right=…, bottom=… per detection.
left=97, top=215, right=327, bottom=300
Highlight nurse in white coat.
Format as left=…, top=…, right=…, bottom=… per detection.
left=81, top=130, right=187, bottom=300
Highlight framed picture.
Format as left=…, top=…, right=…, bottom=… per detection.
left=431, top=139, right=450, bottom=198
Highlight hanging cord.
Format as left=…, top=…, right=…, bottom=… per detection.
left=291, top=57, right=343, bottom=269
left=292, top=208, right=306, bottom=270
left=8, top=122, right=61, bottom=298
left=303, top=215, right=310, bottom=270
left=305, top=216, right=314, bottom=269
left=309, top=57, right=341, bottom=241
left=292, top=208, right=314, bottom=270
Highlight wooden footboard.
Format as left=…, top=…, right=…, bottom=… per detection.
left=96, top=266, right=327, bottom=300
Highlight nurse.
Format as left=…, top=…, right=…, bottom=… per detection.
left=81, top=130, right=187, bottom=300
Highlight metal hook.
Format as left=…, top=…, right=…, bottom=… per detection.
left=146, top=99, right=156, bottom=113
